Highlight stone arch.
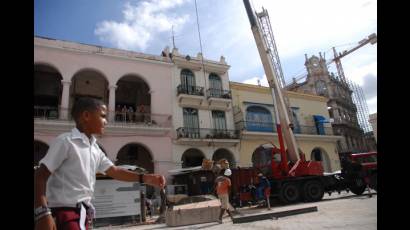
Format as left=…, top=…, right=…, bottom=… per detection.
left=115, top=74, right=151, bottom=122
left=69, top=68, right=109, bottom=114
left=115, top=143, right=154, bottom=173
left=34, top=140, right=49, bottom=168
left=212, top=148, right=236, bottom=168
left=181, top=148, right=204, bottom=168
left=311, top=147, right=332, bottom=172
left=34, top=63, right=63, bottom=119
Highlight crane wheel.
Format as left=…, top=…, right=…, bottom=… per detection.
left=279, top=183, right=300, bottom=204
left=302, top=180, right=324, bottom=202
left=349, top=178, right=366, bottom=195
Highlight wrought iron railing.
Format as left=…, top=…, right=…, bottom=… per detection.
left=34, top=106, right=59, bottom=120
left=235, top=120, right=276, bottom=133
left=235, top=120, right=334, bottom=135
left=176, top=127, right=239, bottom=139
left=177, top=85, right=204, bottom=96
left=34, top=106, right=172, bottom=127
left=206, top=88, right=232, bottom=99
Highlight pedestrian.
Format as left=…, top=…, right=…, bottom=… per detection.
left=215, top=168, right=234, bottom=224
left=256, top=173, right=270, bottom=202
left=34, top=97, right=166, bottom=230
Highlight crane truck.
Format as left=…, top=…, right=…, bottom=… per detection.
left=228, top=0, right=375, bottom=207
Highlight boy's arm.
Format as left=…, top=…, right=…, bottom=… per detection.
left=105, top=166, right=166, bottom=188
left=34, top=164, right=56, bottom=230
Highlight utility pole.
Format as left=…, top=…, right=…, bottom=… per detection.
left=172, top=25, right=176, bottom=49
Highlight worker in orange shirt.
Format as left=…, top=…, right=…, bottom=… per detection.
left=215, top=168, right=234, bottom=224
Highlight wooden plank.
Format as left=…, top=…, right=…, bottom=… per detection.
left=232, top=206, right=318, bottom=224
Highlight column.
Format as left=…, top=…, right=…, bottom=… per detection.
left=59, top=80, right=71, bottom=120
left=108, top=85, right=117, bottom=122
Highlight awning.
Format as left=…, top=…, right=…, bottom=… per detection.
left=313, top=115, right=329, bottom=123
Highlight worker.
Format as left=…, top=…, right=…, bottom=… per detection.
left=256, top=173, right=270, bottom=202
left=34, top=97, right=166, bottom=230
left=215, top=168, right=234, bottom=224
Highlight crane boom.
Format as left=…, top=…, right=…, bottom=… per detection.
left=329, top=33, right=377, bottom=83
left=243, top=0, right=299, bottom=163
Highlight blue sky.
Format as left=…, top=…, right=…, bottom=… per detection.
left=35, top=0, right=377, bottom=114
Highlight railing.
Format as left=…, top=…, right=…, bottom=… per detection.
left=34, top=106, right=59, bottom=120
left=112, top=111, right=172, bottom=127
left=235, top=120, right=276, bottom=133
left=332, top=117, right=361, bottom=129
left=176, top=127, right=239, bottom=139
left=206, top=89, right=232, bottom=99
left=235, top=120, right=334, bottom=135
left=177, top=85, right=204, bottom=96
left=34, top=106, right=172, bottom=127
left=295, top=125, right=333, bottom=135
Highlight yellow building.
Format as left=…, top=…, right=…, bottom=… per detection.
left=230, top=82, right=343, bottom=172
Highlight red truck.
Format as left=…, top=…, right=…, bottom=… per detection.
left=347, top=152, right=377, bottom=192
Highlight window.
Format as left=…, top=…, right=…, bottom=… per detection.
left=291, top=107, right=301, bottom=134
left=183, top=108, right=199, bottom=137
left=180, top=69, right=195, bottom=93
left=246, top=106, right=274, bottom=132
left=209, top=73, right=222, bottom=97
left=212, top=110, right=226, bottom=130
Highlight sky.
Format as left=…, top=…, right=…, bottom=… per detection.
left=34, top=0, right=377, bottom=114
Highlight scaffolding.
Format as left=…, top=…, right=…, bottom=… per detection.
left=347, top=80, right=372, bottom=133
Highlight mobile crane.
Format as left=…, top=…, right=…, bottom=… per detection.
left=228, top=0, right=372, bottom=206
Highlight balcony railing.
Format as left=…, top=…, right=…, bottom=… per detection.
left=34, top=106, right=59, bottom=120
left=235, top=120, right=334, bottom=135
left=34, top=106, right=172, bottom=127
left=112, top=111, right=172, bottom=127
left=176, top=127, right=239, bottom=139
left=177, top=85, right=204, bottom=96
left=206, top=89, right=232, bottom=99
left=235, top=120, right=276, bottom=133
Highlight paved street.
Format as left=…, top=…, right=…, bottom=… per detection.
left=95, top=191, right=377, bottom=230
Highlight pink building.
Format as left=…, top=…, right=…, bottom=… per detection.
left=34, top=36, right=174, bottom=180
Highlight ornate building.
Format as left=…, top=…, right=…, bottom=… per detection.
left=286, top=54, right=368, bottom=157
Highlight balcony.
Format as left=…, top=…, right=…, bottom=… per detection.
left=236, top=120, right=334, bottom=136
left=332, top=117, right=361, bottom=130
left=34, top=106, right=172, bottom=136
left=177, top=85, right=205, bottom=108
left=206, top=89, right=232, bottom=110
left=175, top=127, right=240, bottom=146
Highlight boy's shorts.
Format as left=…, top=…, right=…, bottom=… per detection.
left=51, top=203, right=91, bottom=230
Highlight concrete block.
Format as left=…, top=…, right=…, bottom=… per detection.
left=165, top=199, right=221, bottom=226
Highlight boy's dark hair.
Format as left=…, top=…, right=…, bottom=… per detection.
left=71, top=97, right=105, bottom=122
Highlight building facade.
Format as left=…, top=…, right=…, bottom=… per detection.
left=34, top=36, right=175, bottom=179
left=167, top=48, right=240, bottom=170
left=369, top=113, right=377, bottom=143
left=230, top=82, right=343, bottom=172
left=34, top=36, right=240, bottom=182
left=287, top=54, right=369, bottom=156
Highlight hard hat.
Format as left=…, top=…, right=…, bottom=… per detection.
left=224, top=169, right=232, bottom=176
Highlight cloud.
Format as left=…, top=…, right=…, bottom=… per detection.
left=95, top=0, right=190, bottom=51
left=242, top=75, right=269, bottom=87
left=361, top=74, right=377, bottom=100
left=251, top=0, right=377, bottom=59
left=366, top=97, right=377, bottom=114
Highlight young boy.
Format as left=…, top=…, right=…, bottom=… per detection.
left=215, top=168, right=233, bottom=224
left=34, top=97, right=166, bottom=230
